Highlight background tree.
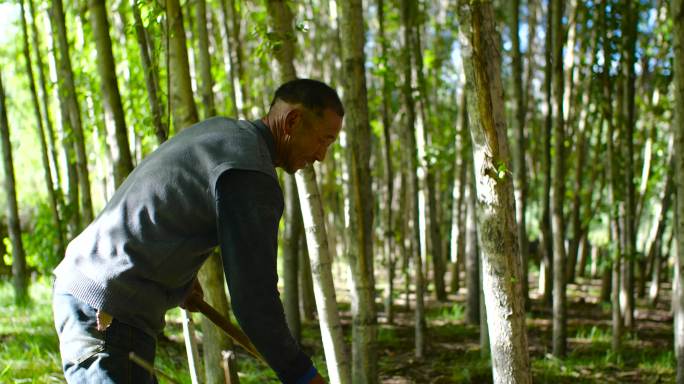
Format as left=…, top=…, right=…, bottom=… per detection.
left=0, top=72, right=28, bottom=304
left=457, top=1, right=532, bottom=382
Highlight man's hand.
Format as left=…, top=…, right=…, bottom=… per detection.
left=309, top=373, right=326, bottom=384
left=180, top=278, right=204, bottom=312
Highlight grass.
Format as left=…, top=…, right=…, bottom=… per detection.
left=0, top=277, right=677, bottom=383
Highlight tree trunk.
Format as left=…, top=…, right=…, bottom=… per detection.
left=409, top=9, right=445, bottom=302
left=20, top=0, right=65, bottom=259
left=299, top=239, right=316, bottom=322
left=131, top=0, right=167, bottom=144
left=647, top=165, right=673, bottom=306
left=166, top=0, right=198, bottom=131
left=197, top=252, right=233, bottom=384
left=50, top=0, right=94, bottom=224
left=400, top=0, right=426, bottom=360
left=264, top=0, right=303, bottom=338
left=620, top=0, right=638, bottom=330
left=44, top=10, right=80, bottom=236
left=265, top=3, right=350, bottom=382
left=567, top=7, right=600, bottom=283
left=600, top=0, right=623, bottom=353
left=218, top=0, right=238, bottom=116
left=551, top=0, right=567, bottom=358
left=0, top=73, right=29, bottom=304
left=227, top=0, right=248, bottom=117
left=376, top=0, right=396, bottom=324
left=339, top=1, right=378, bottom=381
left=196, top=0, right=216, bottom=118
left=456, top=2, right=532, bottom=382
left=166, top=3, right=233, bottom=381
left=465, top=166, right=479, bottom=326
left=539, top=0, right=554, bottom=306
left=671, top=0, right=684, bottom=380
left=89, top=0, right=133, bottom=187
left=28, top=0, right=61, bottom=190
left=510, top=0, right=529, bottom=307
left=450, top=90, right=469, bottom=295
left=296, top=167, right=352, bottom=384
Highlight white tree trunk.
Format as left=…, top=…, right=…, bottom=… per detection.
left=457, top=1, right=532, bottom=382
left=296, top=166, right=352, bottom=384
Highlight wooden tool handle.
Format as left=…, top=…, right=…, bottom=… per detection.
left=192, top=297, right=266, bottom=363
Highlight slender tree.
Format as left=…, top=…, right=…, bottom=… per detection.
left=456, top=1, right=532, bottom=382
left=19, top=0, right=65, bottom=259
left=0, top=73, right=29, bottom=305
left=377, top=0, right=396, bottom=324
left=50, top=0, right=94, bottom=224
left=131, top=0, right=167, bottom=144
left=400, top=0, right=426, bottom=359
left=620, top=0, right=639, bottom=330
left=266, top=2, right=351, bottom=382
left=28, top=0, right=61, bottom=188
left=510, top=0, right=529, bottom=306
left=166, top=0, right=198, bottom=131
left=265, top=0, right=302, bottom=341
left=539, top=0, right=554, bottom=305
left=551, top=0, right=568, bottom=358
left=339, top=0, right=378, bottom=381
left=89, top=0, right=134, bottom=187
left=671, top=0, right=684, bottom=381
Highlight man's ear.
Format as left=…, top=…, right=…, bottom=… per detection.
left=284, top=108, right=302, bottom=135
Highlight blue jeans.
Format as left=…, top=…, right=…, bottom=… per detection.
left=52, top=287, right=159, bottom=383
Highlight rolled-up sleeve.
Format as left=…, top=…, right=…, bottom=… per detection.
left=215, top=169, right=314, bottom=383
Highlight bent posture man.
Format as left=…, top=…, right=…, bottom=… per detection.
left=52, top=79, right=343, bottom=384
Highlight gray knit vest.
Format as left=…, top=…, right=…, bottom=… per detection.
left=53, top=117, right=277, bottom=336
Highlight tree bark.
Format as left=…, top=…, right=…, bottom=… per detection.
left=131, top=0, right=167, bottom=144
left=551, top=0, right=567, bottom=358
left=28, top=0, right=61, bottom=189
left=599, top=0, right=623, bottom=353
left=0, top=72, right=29, bottom=304
left=197, top=252, right=232, bottom=384
left=339, top=1, right=378, bottom=381
left=296, top=167, right=352, bottom=384
left=89, top=0, right=133, bottom=187
left=450, top=90, right=469, bottom=295
left=227, top=0, right=248, bottom=117
left=400, top=0, right=426, bottom=360
left=264, top=0, right=303, bottom=338
left=456, top=2, right=532, bottom=382
left=377, top=0, right=396, bottom=324
left=50, top=0, right=94, bottom=224
left=465, top=165, right=479, bottom=326
left=19, top=0, right=65, bottom=259
left=671, top=0, right=684, bottom=380
left=265, top=2, right=351, bottom=382
left=196, top=0, right=216, bottom=118
left=539, top=0, right=554, bottom=306
left=44, top=8, right=80, bottom=236
left=620, top=0, right=638, bottom=330
left=510, top=0, right=529, bottom=307
left=166, top=0, right=198, bottom=131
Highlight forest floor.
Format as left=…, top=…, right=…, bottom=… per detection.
left=0, top=275, right=675, bottom=383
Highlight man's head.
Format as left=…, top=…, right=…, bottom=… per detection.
left=265, top=79, right=344, bottom=174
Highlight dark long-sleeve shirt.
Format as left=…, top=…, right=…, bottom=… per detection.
left=216, top=169, right=314, bottom=383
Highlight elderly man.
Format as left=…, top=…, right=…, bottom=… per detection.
left=52, top=79, right=342, bottom=384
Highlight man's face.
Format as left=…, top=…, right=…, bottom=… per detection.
left=284, top=108, right=342, bottom=174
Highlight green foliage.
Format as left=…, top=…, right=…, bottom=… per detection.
left=21, top=202, right=61, bottom=275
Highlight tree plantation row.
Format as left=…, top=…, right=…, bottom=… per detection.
left=0, top=0, right=682, bottom=383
